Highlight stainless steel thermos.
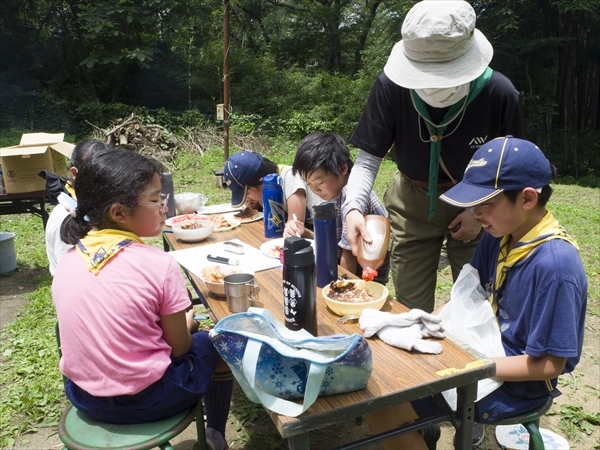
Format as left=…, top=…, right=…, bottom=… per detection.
left=313, top=201, right=338, bottom=288
left=161, top=172, right=176, bottom=218
left=282, top=237, right=317, bottom=335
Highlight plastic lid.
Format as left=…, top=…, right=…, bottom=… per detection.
left=314, top=201, right=337, bottom=220
left=263, top=173, right=282, bottom=187
left=283, top=237, right=314, bottom=266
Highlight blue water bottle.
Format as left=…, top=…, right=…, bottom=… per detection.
left=262, top=173, right=284, bottom=238
left=313, top=201, right=338, bottom=287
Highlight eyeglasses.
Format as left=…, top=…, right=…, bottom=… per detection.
left=135, top=193, right=169, bottom=214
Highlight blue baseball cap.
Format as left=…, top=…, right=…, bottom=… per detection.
left=223, top=151, right=263, bottom=207
left=440, top=136, right=552, bottom=208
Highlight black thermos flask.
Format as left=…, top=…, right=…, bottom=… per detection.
left=282, top=237, right=317, bottom=336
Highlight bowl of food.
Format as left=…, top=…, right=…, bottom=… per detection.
left=200, top=264, right=242, bottom=296
left=174, top=192, right=208, bottom=215
left=172, top=219, right=214, bottom=242
left=322, top=279, right=388, bottom=316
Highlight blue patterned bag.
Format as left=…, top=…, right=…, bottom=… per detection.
left=209, top=308, right=372, bottom=417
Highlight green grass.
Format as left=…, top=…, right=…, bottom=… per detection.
left=1, top=146, right=598, bottom=448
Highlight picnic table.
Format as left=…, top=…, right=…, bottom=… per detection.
left=164, top=218, right=495, bottom=449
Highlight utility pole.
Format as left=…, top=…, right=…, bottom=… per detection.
left=223, top=0, right=230, bottom=161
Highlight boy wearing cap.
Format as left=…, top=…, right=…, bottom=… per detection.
left=222, top=150, right=323, bottom=235
left=365, top=136, right=587, bottom=450
left=342, top=0, right=525, bottom=314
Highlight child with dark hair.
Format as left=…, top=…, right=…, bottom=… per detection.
left=53, top=148, right=231, bottom=450
left=365, top=136, right=587, bottom=449
left=45, top=138, right=114, bottom=275
left=289, top=132, right=390, bottom=284
left=222, top=150, right=324, bottom=235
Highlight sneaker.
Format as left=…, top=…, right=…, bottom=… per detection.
left=438, top=255, right=449, bottom=270
left=419, top=424, right=441, bottom=450
left=205, top=427, right=228, bottom=450
left=472, top=422, right=485, bottom=448
left=453, top=422, right=485, bottom=449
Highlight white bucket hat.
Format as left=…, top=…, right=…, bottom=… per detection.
left=384, top=0, right=493, bottom=89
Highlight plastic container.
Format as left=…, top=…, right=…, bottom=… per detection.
left=313, top=201, right=338, bottom=288
left=0, top=232, right=17, bottom=274
left=161, top=173, right=177, bottom=218
left=262, top=173, right=284, bottom=238
left=282, top=237, right=317, bottom=335
left=357, top=215, right=390, bottom=281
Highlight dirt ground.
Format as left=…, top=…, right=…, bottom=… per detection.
left=1, top=265, right=598, bottom=450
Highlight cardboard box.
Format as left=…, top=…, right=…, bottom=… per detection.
left=0, top=133, right=75, bottom=194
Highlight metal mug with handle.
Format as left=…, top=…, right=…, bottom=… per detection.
left=224, top=273, right=260, bottom=313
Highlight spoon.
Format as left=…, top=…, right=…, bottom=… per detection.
left=337, top=314, right=359, bottom=324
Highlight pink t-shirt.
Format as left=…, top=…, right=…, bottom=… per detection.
left=52, top=243, right=190, bottom=397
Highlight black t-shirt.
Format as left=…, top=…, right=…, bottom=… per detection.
left=350, top=71, right=525, bottom=183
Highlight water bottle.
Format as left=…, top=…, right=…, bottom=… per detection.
left=313, top=201, right=338, bottom=287
left=282, top=237, right=317, bottom=335
left=161, top=173, right=176, bottom=218
left=262, top=173, right=284, bottom=238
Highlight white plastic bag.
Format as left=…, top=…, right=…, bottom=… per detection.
left=438, top=264, right=505, bottom=410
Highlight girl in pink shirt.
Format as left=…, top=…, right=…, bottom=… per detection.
left=53, top=148, right=230, bottom=450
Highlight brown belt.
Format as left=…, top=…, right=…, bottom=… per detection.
left=400, top=172, right=456, bottom=190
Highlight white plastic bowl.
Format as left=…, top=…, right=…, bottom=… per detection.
left=322, top=280, right=388, bottom=316
left=174, top=192, right=208, bottom=215
left=172, top=219, right=214, bottom=242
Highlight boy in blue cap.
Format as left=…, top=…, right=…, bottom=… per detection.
left=222, top=150, right=323, bottom=235
left=365, top=136, right=587, bottom=449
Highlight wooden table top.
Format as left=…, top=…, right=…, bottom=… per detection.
left=164, top=219, right=495, bottom=440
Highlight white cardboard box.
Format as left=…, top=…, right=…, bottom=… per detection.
left=0, top=133, right=75, bottom=194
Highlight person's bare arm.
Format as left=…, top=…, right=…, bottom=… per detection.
left=491, top=354, right=567, bottom=382
left=340, top=249, right=358, bottom=274
left=286, top=190, right=314, bottom=238
left=160, top=309, right=198, bottom=359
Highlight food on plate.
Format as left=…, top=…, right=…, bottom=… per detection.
left=210, top=214, right=236, bottom=230
left=326, top=279, right=376, bottom=303
left=234, top=207, right=259, bottom=222
left=171, top=213, right=210, bottom=224
left=267, top=244, right=282, bottom=258
left=201, top=265, right=239, bottom=283
left=180, top=221, right=207, bottom=230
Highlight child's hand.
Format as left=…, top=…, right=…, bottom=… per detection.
left=186, top=309, right=199, bottom=334
left=284, top=217, right=305, bottom=238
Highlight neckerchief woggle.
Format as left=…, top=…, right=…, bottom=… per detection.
left=410, top=67, right=494, bottom=220
left=76, top=229, right=144, bottom=275
left=491, top=210, right=579, bottom=314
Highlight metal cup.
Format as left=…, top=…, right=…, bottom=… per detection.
left=224, top=273, right=260, bottom=313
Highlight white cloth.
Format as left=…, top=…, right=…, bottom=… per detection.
left=45, top=204, right=72, bottom=276
left=359, top=308, right=444, bottom=354
left=280, top=165, right=323, bottom=225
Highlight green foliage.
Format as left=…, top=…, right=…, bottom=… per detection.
left=0, top=279, right=64, bottom=448
left=557, top=404, right=600, bottom=439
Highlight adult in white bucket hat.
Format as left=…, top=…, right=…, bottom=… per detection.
left=342, top=0, right=525, bottom=314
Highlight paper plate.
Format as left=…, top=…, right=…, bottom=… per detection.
left=495, top=424, right=570, bottom=450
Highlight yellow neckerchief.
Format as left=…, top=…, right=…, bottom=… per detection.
left=65, top=180, right=76, bottom=199
left=491, top=211, right=579, bottom=313
left=76, top=229, right=144, bottom=275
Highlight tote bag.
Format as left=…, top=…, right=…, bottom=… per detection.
left=209, top=308, right=372, bottom=417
